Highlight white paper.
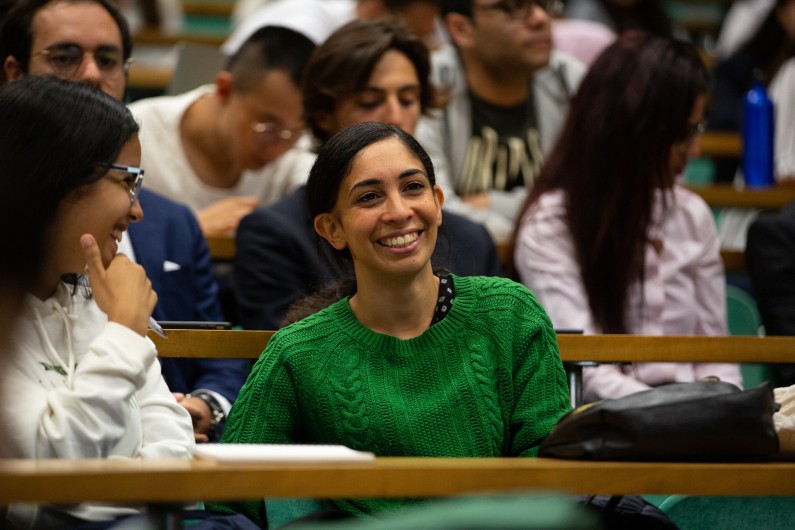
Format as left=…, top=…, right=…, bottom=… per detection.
left=192, top=443, right=376, bottom=464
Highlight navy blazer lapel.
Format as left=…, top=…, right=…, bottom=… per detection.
left=127, top=190, right=167, bottom=312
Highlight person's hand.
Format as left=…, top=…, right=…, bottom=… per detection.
left=173, top=392, right=212, bottom=443
left=81, top=234, right=157, bottom=336
left=197, top=196, right=260, bottom=236
left=461, top=192, right=490, bottom=209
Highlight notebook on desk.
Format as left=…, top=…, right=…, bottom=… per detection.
left=192, top=444, right=376, bottom=464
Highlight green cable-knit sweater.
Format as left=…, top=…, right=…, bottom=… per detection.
left=213, top=275, right=571, bottom=524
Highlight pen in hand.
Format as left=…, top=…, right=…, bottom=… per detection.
left=149, top=317, right=168, bottom=339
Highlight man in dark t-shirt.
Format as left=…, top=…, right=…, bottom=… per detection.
left=416, top=0, right=584, bottom=243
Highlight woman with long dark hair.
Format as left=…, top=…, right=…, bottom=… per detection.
left=513, top=32, right=742, bottom=402
left=0, top=76, right=195, bottom=528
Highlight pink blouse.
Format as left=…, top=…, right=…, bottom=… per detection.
left=515, top=186, right=743, bottom=401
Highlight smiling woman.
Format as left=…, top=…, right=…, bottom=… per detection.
left=211, top=122, right=572, bottom=525
left=0, top=76, right=195, bottom=529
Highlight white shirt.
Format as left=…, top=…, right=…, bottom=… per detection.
left=515, top=186, right=742, bottom=401
left=770, top=57, right=795, bottom=181
left=129, top=85, right=315, bottom=213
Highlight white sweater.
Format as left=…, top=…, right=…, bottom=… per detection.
left=2, top=281, right=194, bottom=529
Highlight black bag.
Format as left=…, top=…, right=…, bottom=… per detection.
left=539, top=380, right=779, bottom=461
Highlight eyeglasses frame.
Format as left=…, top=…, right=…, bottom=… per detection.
left=107, top=164, right=144, bottom=206
left=251, top=121, right=304, bottom=145
left=472, top=0, right=563, bottom=19
left=31, top=44, right=134, bottom=81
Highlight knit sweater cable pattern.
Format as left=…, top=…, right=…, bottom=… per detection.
left=217, top=275, right=571, bottom=522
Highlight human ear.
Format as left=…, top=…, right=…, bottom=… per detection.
left=4, top=56, right=24, bottom=81
left=314, top=213, right=348, bottom=250
left=433, top=184, right=444, bottom=226
left=215, top=71, right=234, bottom=103
left=444, top=13, right=476, bottom=49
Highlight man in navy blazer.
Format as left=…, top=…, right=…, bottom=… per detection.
left=235, top=186, right=505, bottom=331
left=128, top=189, right=248, bottom=441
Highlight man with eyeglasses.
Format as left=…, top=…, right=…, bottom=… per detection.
left=0, top=0, right=248, bottom=443
left=415, top=0, right=585, bottom=244
left=127, top=26, right=317, bottom=237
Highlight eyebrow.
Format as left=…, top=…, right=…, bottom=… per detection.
left=358, top=85, right=421, bottom=95
left=45, top=42, right=122, bottom=52
left=347, top=168, right=427, bottom=198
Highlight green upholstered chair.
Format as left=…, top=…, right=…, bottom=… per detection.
left=659, top=495, right=795, bottom=530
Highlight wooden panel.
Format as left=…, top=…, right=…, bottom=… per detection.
left=3, top=457, right=795, bottom=504
left=150, top=329, right=273, bottom=359
left=132, top=29, right=226, bottom=47
left=698, top=131, right=741, bottom=157
left=556, top=334, right=795, bottom=363
left=686, top=183, right=795, bottom=209
left=721, top=249, right=745, bottom=273
left=128, top=65, right=173, bottom=90
left=205, top=234, right=235, bottom=261
left=149, top=329, right=795, bottom=364
left=492, top=240, right=742, bottom=274
left=182, top=2, right=234, bottom=17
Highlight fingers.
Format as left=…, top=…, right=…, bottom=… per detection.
left=81, top=234, right=105, bottom=281
left=93, top=254, right=157, bottom=336
left=235, top=196, right=260, bottom=207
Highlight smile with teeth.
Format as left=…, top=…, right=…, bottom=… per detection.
left=111, top=227, right=125, bottom=243
left=379, top=232, right=419, bottom=248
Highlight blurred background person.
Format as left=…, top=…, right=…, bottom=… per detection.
left=416, top=0, right=585, bottom=244
left=708, top=0, right=795, bottom=183
left=564, top=0, right=673, bottom=37
left=514, top=32, right=742, bottom=402
left=128, top=25, right=317, bottom=236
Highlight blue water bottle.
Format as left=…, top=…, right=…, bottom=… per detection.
left=742, top=75, right=775, bottom=188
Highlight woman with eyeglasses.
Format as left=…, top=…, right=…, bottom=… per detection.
left=0, top=76, right=195, bottom=529
left=513, top=31, right=742, bottom=402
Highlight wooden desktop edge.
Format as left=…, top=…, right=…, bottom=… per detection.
left=148, top=330, right=795, bottom=364
left=685, top=183, right=795, bottom=209
left=2, top=457, right=795, bottom=504
left=208, top=235, right=748, bottom=273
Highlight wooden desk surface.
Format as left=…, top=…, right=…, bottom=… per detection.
left=133, top=28, right=226, bottom=47
left=698, top=132, right=741, bottom=158
left=205, top=234, right=235, bottom=261
left=205, top=235, right=749, bottom=273
left=128, top=64, right=173, bottom=90
left=149, top=330, right=795, bottom=364
left=2, top=457, right=794, bottom=504
left=686, top=183, right=795, bottom=209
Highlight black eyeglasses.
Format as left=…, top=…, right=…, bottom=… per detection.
left=107, top=164, right=144, bottom=205
left=472, top=0, right=563, bottom=19
left=32, top=43, right=132, bottom=81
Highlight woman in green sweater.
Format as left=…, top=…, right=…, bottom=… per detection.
left=216, top=122, right=572, bottom=524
